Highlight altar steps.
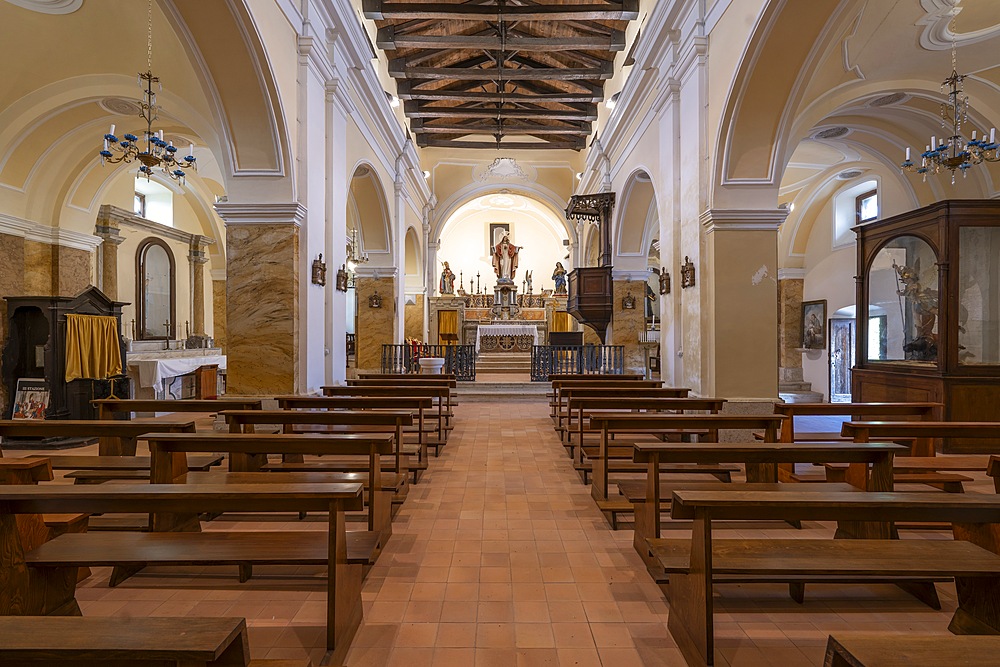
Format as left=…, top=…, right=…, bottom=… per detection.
left=455, top=380, right=548, bottom=402
left=475, top=352, right=532, bottom=374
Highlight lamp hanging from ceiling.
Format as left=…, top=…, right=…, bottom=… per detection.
left=347, top=226, right=370, bottom=272
left=900, top=22, right=997, bottom=184
left=98, top=0, right=196, bottom=184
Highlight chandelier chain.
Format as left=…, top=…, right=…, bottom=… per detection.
left=147, top=0, right=153, bottom=71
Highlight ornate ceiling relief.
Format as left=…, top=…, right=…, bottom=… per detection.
left=918, top=0, right=1000, bottom=50
left=4, top=0, right=83, bottom=14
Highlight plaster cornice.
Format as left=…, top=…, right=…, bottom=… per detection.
left=700, top=209, right=789, bottom=234
left=0, top=212, right=102, bottom=251
left=612, top=269, right=653, bottom=282
left=214, top=202, right=307, bottom=226
left=98, top=205, right=216, bottom=247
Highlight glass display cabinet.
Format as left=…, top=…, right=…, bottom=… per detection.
left=853, top=200, right=1000, bottom=452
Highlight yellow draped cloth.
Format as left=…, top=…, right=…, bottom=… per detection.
left=65, top=314, right=123, bottom=382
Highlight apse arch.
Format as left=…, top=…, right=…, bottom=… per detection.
left=431, top=181, right=576, bottom=244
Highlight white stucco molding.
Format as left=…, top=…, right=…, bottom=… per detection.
left=210, top=268, right=227, bottom=281
left=612, top=269, right=653, bottom=282
left=0, top=212, right=102, bottom=251
left=214, top=202, right=307, bottom=226
left=98, top=204, right=217, bottom=247
left=6, top=0, right=82, bottom=15
left=354, top=265, right=398, bottom=279
left=776, top=268, right=807, bottom=281
left=700, top=209, right=788, bottom=235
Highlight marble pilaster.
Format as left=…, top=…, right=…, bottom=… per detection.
left=355, top=275, right=396, bottom=372
left=188, top=238, right=210, bottom=336
left=700, top=209, right=786, bottom=399
left=0, top=232, right=25, bottom=410
left=778, top=274, right=804, bottom=383
left=212, top=277, right=227, bottom=353
left=216, top=202, right=304, bottom=396
left=404, top=294, right=424, bottom=341
left=95, top=209, right=125, bottom=300
left=612, top=276, right=648, bottom=375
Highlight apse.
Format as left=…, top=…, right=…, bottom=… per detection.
left=437, top=193, right=569, bottom=294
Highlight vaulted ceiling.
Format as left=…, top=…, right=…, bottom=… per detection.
left=364, top=0, right=638, bottom=150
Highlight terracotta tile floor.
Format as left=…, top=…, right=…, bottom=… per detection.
left=11, top=401, right=991, bottom=666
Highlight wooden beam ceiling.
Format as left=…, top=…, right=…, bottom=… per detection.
left=370, top=1, right=637, bottom=150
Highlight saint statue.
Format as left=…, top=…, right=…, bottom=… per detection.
left=552, top=262, right=567, bottom=295
left=492, top=233, right=522, bottom=281
left=439, top=261, right=455, bottom=295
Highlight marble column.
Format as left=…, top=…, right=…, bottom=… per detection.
left=612, top=272, right=649, bottom=375
left=215, top=202, right=305, bottom=395
left=354, top=270, right=396, bottom=373
left=94, top=213, right=125, bottom=300
left=188, top=237, right=210, bottom=336
left=211, top=269, right=226, bottom=353
left=778, top=271, right=806, bottom=390
left=700, top=209, right=787, bottom=399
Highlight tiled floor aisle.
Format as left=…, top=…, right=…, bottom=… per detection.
left=56, top=400, right=970, bottom=666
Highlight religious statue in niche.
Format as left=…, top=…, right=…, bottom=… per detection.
left=893, top=259, right=939, bottom=361
left=552, top=262, right=567, bottom=295
left=659, top=268, right=671, bottom=295
left=492, top=233, right=523, bottom=282
left=311, top=254, right=326, bottom=286
left=439, top=261, right=456, bottom=295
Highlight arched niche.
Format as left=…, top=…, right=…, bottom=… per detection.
left=136, top=237, right=176, bottom=340
left=616, top=169, right=658, bottom=263
left=348, top=164, right=391, bottom=259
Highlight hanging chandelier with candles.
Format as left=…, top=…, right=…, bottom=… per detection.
left=900, top=29, right=998, bottom=184
left=98, top=0, right=196, bottom=184
left=347, top=226, right=370, bottom=271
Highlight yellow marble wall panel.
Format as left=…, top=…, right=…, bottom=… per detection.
left=404, top=294, right=423, bottom=341
left=778, top=278, right=804, bottom=369
left=213, top=280, right=227, bottom=353
left=23, top=240, right=52, bottom=295
left=520, top=310, right=545, bottom=321
left=612, top=280, right=647, bottom=374
left=355, top=277, right=396, bottom=372
left=0, top=233, right=25, bottom=410
left=582, top=323, right=603, bottom=345
left=55, top=246, right=93, bottom=297
left=226, top=224, right=298, bottom=395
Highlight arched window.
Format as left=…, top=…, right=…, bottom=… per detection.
left=136, top=238, right=175, bottom=340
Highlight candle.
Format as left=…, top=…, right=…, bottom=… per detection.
left=931, top=135, right=936, bottom=149
left=103, top=138, right=108, bottom=150
left=905, top=147, right=910, bottom=161
left=109, top=124, right=115, bottom=136
left=991, top=128, right=996, bottom=144
left=158, top=130, right=164, bottom=141
left=188, top=143, right=194, bottom=156
left=972, top=130, right=978, bottom=141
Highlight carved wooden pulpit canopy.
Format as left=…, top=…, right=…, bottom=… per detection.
left=565, top=192, right=616, bottom=342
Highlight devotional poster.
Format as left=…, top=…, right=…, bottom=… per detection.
left=12, top=378, right=49, bottom=420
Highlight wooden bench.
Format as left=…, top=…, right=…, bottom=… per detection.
left=843, top=420, right=1000, bottom=457
left=559, top=390, right=714, bottom=449
left=664, top=489, right=1000, bottom=667
left=990, top=456, right=1000, bottom=493
left=629, top=441, right=905, bottom=568
left=93, top=398, right=263, bottom=420
left=0, top=616, right=311, bottom=666
left=550, top=379, right=669, bottom=423
left=320, top=386, right=453, bottom=444
left=585, top=413, right=786, bottom=502
left=0, top=482, right=363, bottom=665
left=546, top=373, right=647, bottom=416
left=0, top=420, right=197, bottom=456
left=824, top=633, right=1000, bottom=667
left=769, top=402, right=940, bottom=481
left=276, top=396, right=437, bottom=457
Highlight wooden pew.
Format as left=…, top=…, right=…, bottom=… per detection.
left=276, top=396, right=437, bottom=457
left=0, top=616, right=311, bottom=666
left=584, top=413, right=785, bottom=502
left=547, top=373, right=647, bottom=416
left=557, top=387, right=702, bottom=448
left=0, top=420, right=197, bottom=456
left=990, top=456, right=1000, bottom=493
left=145, top=432, right=394, bottom=559
left=320, top=386, right=452, bottom=448
left=343, top=378, right=458, bottom=427
left=824, top=633, right=1000, bottom=667
left=665, top=489, right=1000, bottom=667
left=0, top=482, right=363, bottom=664
left=629, top=441, right=905, bottom=572
left=550, top=379, right=671, bottom=426
left=93, top=398, right=263, bottom=420
left=842, top=420, right=1000, bottom=456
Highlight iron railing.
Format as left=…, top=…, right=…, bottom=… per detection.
left=530, top=345, right=625, bottom=381
left=381, top=344, right=477, bottom=381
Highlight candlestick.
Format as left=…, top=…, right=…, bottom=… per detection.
left=110, top=124, right=116, bottom=136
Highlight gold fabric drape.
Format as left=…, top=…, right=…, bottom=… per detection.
left=65, top=314, right=123, bottom=382
left=437, top=310, right=458, bottom=345
left=553, top=312, right=573, bottom=332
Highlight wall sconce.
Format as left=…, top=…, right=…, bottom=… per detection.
left=335, top=264, right=348, bottom=292
left=368, top=290, right=383, bottom=309
left=658, top=268, right=671, bottom=295
left=622, top=290, right=636, bottom=310
left=311, top=254, right=327, bottom=286
left=681, top=256, right=696, bottom=288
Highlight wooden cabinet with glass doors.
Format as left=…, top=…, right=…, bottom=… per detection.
left=853, top=200, right=1000, bottom=453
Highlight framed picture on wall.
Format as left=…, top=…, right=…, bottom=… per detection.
left=801, top=299, right=827, bottom=350
left=488, top=223, right=510, bottom=254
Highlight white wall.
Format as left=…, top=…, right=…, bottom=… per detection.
left=437, top=194, right=569, bottom=294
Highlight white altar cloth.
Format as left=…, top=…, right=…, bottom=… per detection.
left=128, top=354, right=227, bottom=391
left=475, top=324, right=539, bottom=353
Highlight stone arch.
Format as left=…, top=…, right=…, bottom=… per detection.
left=347, top=163, right=393, bottom=261
left=615, top=168, right=659, bottom=266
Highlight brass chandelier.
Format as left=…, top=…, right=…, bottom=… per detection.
left=98, top=0, right=196, bottom=184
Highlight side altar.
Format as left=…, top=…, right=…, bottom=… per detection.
left=428, top=289, right=571, bottom=352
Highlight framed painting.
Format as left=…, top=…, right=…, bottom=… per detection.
left=488, top=223, right=510, bottom=255
left=801, top=299, right=827, bottom=350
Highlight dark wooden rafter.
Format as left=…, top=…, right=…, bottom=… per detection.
left=371, top=1, right=637, bottom=150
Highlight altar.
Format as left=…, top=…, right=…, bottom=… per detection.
left=475, top=323, right=539, bottom=353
